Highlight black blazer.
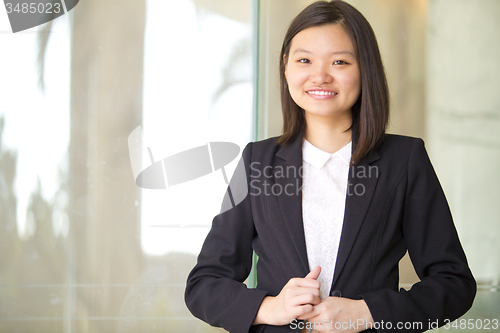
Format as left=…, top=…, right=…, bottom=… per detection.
left=185, top=129, right=476, bottom=333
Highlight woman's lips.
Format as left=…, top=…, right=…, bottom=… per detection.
left=306, top=89, right=338, bottom=99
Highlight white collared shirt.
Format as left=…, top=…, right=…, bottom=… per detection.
left=302, top=138, right=352, bottom=299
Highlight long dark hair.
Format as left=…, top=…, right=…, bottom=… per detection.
left=277, top=0, right=389, bottom=165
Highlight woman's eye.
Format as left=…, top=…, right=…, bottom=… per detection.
left=298, top=58, right=310, bottom=64
left=333, top=60, right=347, bottom=65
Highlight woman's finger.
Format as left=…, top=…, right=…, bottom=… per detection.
left=305, top=265, right=321, bottom=280
left=291, top=292, right=321, bottom=306
left=287, top=277, right=321, bottom=289
left=288, top=286, right=321, bottom=298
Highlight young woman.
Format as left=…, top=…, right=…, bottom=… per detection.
left=185, top=1, right=476, bottom=332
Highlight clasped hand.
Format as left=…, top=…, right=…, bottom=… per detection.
left=253, top=266, right=373, bottom=333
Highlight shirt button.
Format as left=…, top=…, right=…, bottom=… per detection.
left=332, top=290, right=342, bottom=297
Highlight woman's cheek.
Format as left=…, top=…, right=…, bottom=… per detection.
left=342, top=75, right=361, bottom=97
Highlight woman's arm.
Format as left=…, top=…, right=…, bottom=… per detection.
left=185, top=142, right=269, bottom=333
left=359, top=138, right=476, bottom=332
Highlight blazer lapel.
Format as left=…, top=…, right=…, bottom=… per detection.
left=331, top=130, right=381, bottom=289
left=275, top=129, right=310, bottom=276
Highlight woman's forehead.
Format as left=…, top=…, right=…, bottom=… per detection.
left=289, top=24, right=355, bottom=55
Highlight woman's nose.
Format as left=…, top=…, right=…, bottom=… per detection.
left=310, top=64, right=333, bottom=84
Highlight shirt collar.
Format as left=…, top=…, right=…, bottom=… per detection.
left=302, top=139, right=352, bottom=169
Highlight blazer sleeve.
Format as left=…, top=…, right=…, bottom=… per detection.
left=360, top=138, right=476, bottom=332
left=184, top=142, right=269, bottom=333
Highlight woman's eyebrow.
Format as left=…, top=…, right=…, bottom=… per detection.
left=331, top=51, right=354, bottom=57
left=292, top=48, right=312, bottom=54
left=292, top=48, right=354, bottom=57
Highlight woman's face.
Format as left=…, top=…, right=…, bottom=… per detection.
left=285, top=24, right=361, bottom=123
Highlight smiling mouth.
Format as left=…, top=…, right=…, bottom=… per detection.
left=306, top=91, right=338, bottom=96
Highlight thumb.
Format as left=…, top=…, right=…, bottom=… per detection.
left=305, top=265, right=321, bottom=280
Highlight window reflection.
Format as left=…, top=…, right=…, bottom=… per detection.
left=141, top=0, right=253, bottom=255
left=0, top=0, right=252, bottom=331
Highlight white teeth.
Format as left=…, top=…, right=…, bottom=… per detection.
left=307, top=91, right=337, bottom=96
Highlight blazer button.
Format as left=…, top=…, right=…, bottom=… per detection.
left=332, top=290, right=342, bottom=297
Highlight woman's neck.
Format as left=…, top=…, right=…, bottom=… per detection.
left=303, top=113, right=352, bottom=154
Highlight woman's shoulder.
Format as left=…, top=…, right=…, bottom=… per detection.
left=379, top=133, right=425, bottom=153
left=382, top=132, right=422, bottom=143
left=376, top=133, right=431, bottom=169
left=245, top=135, right=283, bottom=158
left=252, top=134, right=282, bottom=148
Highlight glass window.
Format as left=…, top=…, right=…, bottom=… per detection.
left=0, top=0, right=253, bottom=331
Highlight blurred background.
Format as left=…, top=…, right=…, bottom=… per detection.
left=0, top=0, right=498, bottom=332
